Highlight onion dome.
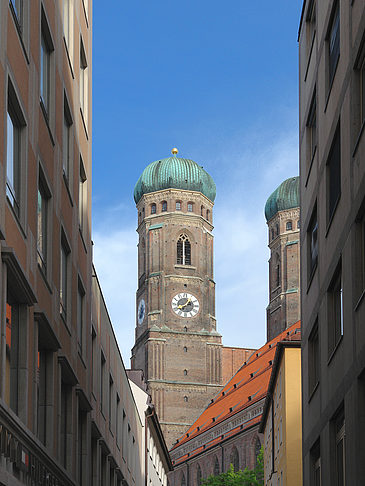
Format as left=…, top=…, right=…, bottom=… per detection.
left=134, top=151, right=216, bottom=204
left=264, top=177, right=299, bottom=222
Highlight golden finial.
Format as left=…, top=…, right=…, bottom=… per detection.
left=171, top=148, right=178, bottom=155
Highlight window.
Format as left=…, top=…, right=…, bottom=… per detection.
left=307, top=91, right=317, bottom=165
left=327, top=125, right=341, bottom=223
left=196, top=465, right=202, bottom=485
left=60, top=379, right=72, bottom=470
left=116, top=394, right=120, bottom=445
left=271, top=228, right=275, bottom=240
left=80, top=38, right=88, bottom=121
left=187, top=202, right=193, bottom=212
left=63, top=97, right=73, bottom=184
left=181, top=473, right=186, bottom=486
left=361, top=55, right=365, bottom=125
left=109, top=375, right=113, bottom=430
left=276, top=223, right=279, bottom=236
left=77, top=280, right=85, bottom=354
left=306, top=0, right=316, bottom=58
left=79, top=158, right=87, bottom=232
left=183, top=369, right=188, bottom=376
left=230, top=447, right=239, bottom=472
left=328, top=2, right=340, bottom=89
left=176, top=201, right=181, bottom=210
left=162, top=201, right=167, bottom=212
left=37, top=175, right=50, bottom=274
left=151, top=203, right=156, bottom=214
left=177, top=234, right=191, bottom=265
left=5, top=298, right=20, bottom=413
left=100, top=351, right=106, bottom=412
left=276, top=264, right=280, bottom=287
left=286, top=221, right=292, bottom=231
left=183, top=346, right=187, bottom=352
left=60, top=233, right=70, bottom=322
left=328, top=264, right=343, bottom=356
left=311, top=440, right=321, bottom=486
left=184, top=396, right=188, bottom=402
left=309, top=321, right=319, bottom=394
left=332, top=409, right=345, bottom=486
left=63, top=0, right=74, bottom=60
left=308, top=206, right=318, bottom=279
left=255, top=438, right=261, bottom=463
left=7, top=83, right=25, bottom=218
left=298, top=220, right=300, bottom=229
left=206, top=209, right=210, bottom=221
left=214, top=457, right=220, bottom=476
left=201, top=205, right=204, bottom=216
left=77, top=408, right=87, bottom=485
left=40, top=10, right=53, bottom=116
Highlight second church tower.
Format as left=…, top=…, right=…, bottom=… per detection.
left=132, top=150, right=223, bottom=447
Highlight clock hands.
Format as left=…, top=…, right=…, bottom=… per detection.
left=178, top=298, right=191, bottom=310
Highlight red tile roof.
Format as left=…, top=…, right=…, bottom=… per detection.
left=170, top=322, right=301, bottom=461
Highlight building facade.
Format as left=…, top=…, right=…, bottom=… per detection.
left=169, top=322, right=301, bottom=486
left=299, top=0, right=365, bottom=484
left=0, top=2, right=170, bottom=486
left=265, top=177, right=301, bottom=342
left=259, top=339, right=302, bottom=486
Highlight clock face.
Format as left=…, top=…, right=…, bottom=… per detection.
left=171, top=293, right=199, bottom=318
left=137, top=299, right=146, bottom=325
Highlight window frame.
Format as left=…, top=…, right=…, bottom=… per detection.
left=307, top=205, right=318, bottom=284
left=79, top=37, right=88, bottom=124
left=161, top=200, right=167, bottom=212
left=177, top=234, right=191, bottom=266
left=63, top=95, right=73, bottom=187
left=327, top=1, right=340, bottom=92
left=327, top=123, right=341, bottom=226
left=79, top=156, right=87, bottom=233
left=37, top=170, right=51, bottom=276
left=327, top=262, right=343, bottom=359
left=187, top=202, right=193, bottom=212
left=308, top=320, right=320, bottom=396
left=60, top=230, right=71, bottom=325
left=40, top=8, right=54, bottom=119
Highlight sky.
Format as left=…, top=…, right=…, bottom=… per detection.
left=92, top=1, right=303, bottom=365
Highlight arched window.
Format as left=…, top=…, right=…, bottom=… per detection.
left=196, top=464, right=202, bottom=485
left=138, top=211, right=141, bottom=223
left=206, top=209, right=210, bottom=221
left=255, top=437, right=261, bottom=464
left=177, top=234, right=191, bottom=265
left=230, top=447, right=239, bottom=472
left=201, top=205, right=204, bottom=216
left=181, top=473, right=186, bottom=486
left=276, top=223, right=279, bottom=235
left=271, top=228, right=275, bottom=240
left=142, top=207, right=145, bottom=218
left=184, top=369, right=188, bottom=376
left=184, top=396, right=188, bottom=402
left=151, top=203, right=156, bottom=215
left=276, top=264, right=280, bottom=287
left=184, top=326, right=188, bottom=332
left=176, top=201, right=181, bottom=210
left=183, top=346, right=187, bottom=352
left=187, top=202, right=193, bottom=212
left=286, top=221, right=292, bottom=230
left=162, top=201, right=167, bottom=212
left=214, top=457, right=220, bottom=476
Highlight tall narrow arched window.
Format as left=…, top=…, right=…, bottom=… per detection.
left=276, top=264, right=280, bottom=287
left=271, top=228, right=275, bottom=240
left=181, top=473, right=186, bottom=486
left=206, top=209, right=210, bottom=221
left=286, top=220, right=292, bottom=230
left=214, top=457, right=220, bottom=476
left=142, top=238, right=146, bottom=274
left=201, top=205, right=204, bottom=216
left=162, top=201, right=167, bottom=212
left=151, top=203, right=156, bottom=215
left=230, top=447, right=239, bottom=472
left=255, top=437, right=261, bottom=464
left=196, top=464, right=202, bottom=485
left=276, top=223, right=279, bottom=235
left=177, top=234, right=191, bottom=265
left=176, top=201, right=181, bottom=210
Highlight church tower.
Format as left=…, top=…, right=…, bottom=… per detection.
left=264, top=177, right=300, bottom=342
left=131, top=150, right=223, bottom=448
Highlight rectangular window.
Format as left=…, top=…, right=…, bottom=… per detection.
left=328, top=263, right=343, bottom=357
left=60, top=234, right=70, bottom=322
left=176, top=201, right=181, bottom=210
left=10, top=0, right=23, bottom=30
left=308, top=205, right=318, bottom=280
left=7, top=83, right=25, bottom=218
left=109, top=375, right=113, bottom=431
left=79, top=158, right=87, bottom=231
left=332, top=409, right=345, bottom=486
left=37, top=177, right=49, bottom=274
left=63, top=0, right=73, bottom=60
left=63, top=97, right=73, bottom=183
left=100, top=351, right=106, bottom=412
left=328, top=2, right=340, bottom=88
left=116, top=394, right=120, bottom=446
left=187, top=203, right=193, bottom=212
left=40, top=10, right=53, bottom=116
left=77, top=281, right=85, bottom=354
left=327, top=125, right=341, bottom=223
left=80, top=39, right=88, bottom=121
left=5, top=298, right=19, bottom=413
left=308, top=321, right=319, bottom=394
left=307, top=91, right=317, bottom=166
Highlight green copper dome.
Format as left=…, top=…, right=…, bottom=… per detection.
left=134, top=156, right=216, bottom=204
left=265, top=177, right=300, bottom=222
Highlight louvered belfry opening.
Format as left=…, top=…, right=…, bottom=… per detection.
left=177, top=234, right=191, bottom=265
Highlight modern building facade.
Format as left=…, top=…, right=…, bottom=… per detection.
left=0, top=2, right=170, bottom=486
left=259, top=338, right=302, bottom=486
left=265, top=177, right=301, bottom=342
left=131, top=151, right=254, bottom=449
left=169, top=322, right=301, bottom=486
left=299, top=1, right=365, bottom=484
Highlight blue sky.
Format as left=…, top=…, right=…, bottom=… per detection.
left=92, top=1, right=302, bottom=364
